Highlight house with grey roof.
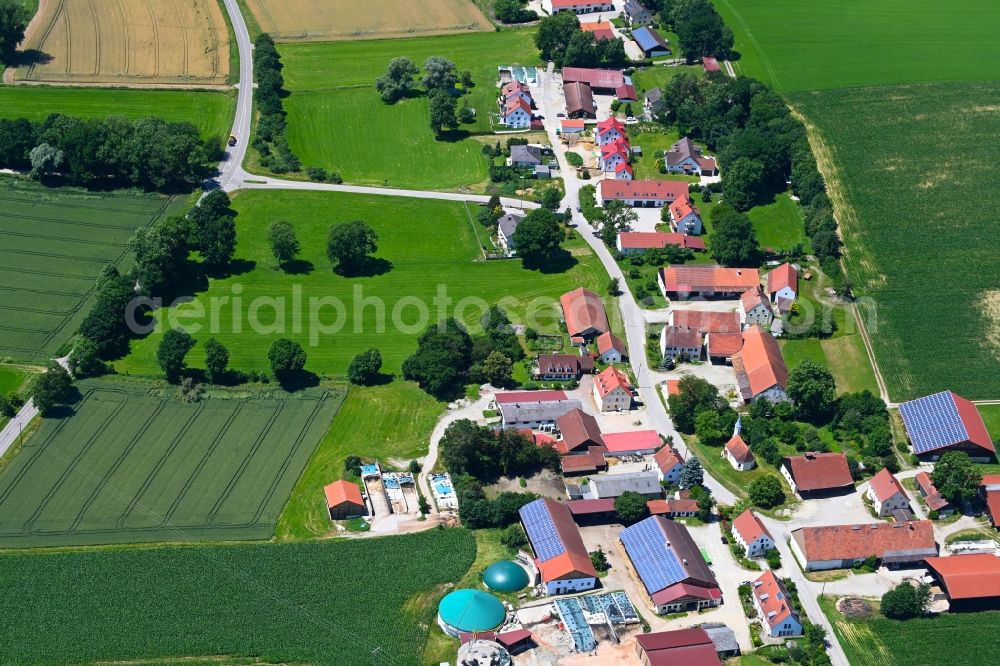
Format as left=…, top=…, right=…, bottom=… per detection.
left=496, top=213, right=524, bottom=255
left=510, top=144, right=543, bottom=168
left=576, top=470, right=662, bottom=499
left=498, top=398, right=582, bottom=430
left=623, top=1, right=652, bottom=27
left=644, top=87, right=663, bottom=114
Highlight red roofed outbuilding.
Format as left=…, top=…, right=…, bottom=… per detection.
left=560, top=288, right=609, bottom=340
left=925, top=553, right=1000, bottom=610
left=723, top=434, right=755, bottom=471
left=324, top=480, right=366, bottom=520
left=597, top=331, right=628, bottom=363
left=602, top=430, right=661, bottom=456
left=635, top=627, right=721, bottom=666
left=616, top=231, right=705, bottom=254
left=599, top=179, right=688, bottom=207
left=659, top=265, right=761, bottom=300
left=791, top=520, right=937, bottom=571
left=781, top=452, right=853, bottom=496
left=914, top=471, right=951, bottom=514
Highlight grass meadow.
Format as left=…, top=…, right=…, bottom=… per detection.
left=980, top=404, right=1000, bottom=441
left=713, top=0, right=1000, bottom=92
left=0, top=179, right=184, bottom=364
left=0, top=86, right=235, bottom=140
left=0, top=529, right=477, bottom=666
left=789, top=82, right=1000, bottom=400
left=116, top=189, right=611, bottom=378
left=820, top=595, right=1000, bottom=666
left=0, top=366, right=28, bottom=396
left=0, top=379, right=343, bottom=548
left=278, top=30, right=540, bottom=189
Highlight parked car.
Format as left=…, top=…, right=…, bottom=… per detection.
left=625, top=117, right=638, bottom=124
left=556, top=112, right=566, bottom=118
left=228, top=135, right=238, bottom=146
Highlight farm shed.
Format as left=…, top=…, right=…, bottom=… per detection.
left=324, top=480, right=366, bottom=520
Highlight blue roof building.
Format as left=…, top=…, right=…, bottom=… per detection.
left=632, top=27, right=671, bottom=57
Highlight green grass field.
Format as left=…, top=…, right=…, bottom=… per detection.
left=0, top=529, right=476, bottom=666
left=713, top=0, right=1000, bottom=92
left=278, top=30, right=540, bottom=189
left=0, top=366, right=27, bottom=395
left=821, top=595, right=1000, bottom=666
left=0, top=86, right=234, bottom=140
left=276, top=381, right=442, bottom=540
left=748, top=193, right=809, bottom=251
left=980, top=405, right=1000, bottom=441
left=0, top=179, right=184, bottom=364
left=789, top=83, right=1000, bottom=400
left=116, top=190, right=610, bottom=378
left=0, top=379, right=342, bottom=548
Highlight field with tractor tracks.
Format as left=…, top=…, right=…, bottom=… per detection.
left=13, top=0, right=231, bottom=87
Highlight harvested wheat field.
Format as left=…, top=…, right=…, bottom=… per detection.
left=245, top=0, right=490, bottom=42
left=13, top=0, right=230, bottom=87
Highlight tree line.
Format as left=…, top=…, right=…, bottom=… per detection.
left=651, top=0, right=734, bottom=61
left=252, top=34, right=301, bottom=174
left=0, top=114, right=217, bottom=191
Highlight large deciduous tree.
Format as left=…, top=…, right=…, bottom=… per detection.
left=375, top=57, right=418, bottom=103
left=0, top=1, right=27, bottom=66
left=203, top=338, right=229, bottom=384
left=599, top=199, right=637, bottom=247
left=709, top=204, right=762, bottom=267
left=428, top=89, right=458, bottom=137
left=347, top=348, right=383, bottom=386
left=722, top=156, right=766, bottom=211
left=748, top=475, right=785, bottom=509
left=268, top=338, right=307, bottom=378
left=787, top=360, right=836, bottom=423
left=327, top=220, right=378, bottom=274
left=32, top=362, right=73, bottom=415
left=931, top=451, right=983, bottom=505
left=614, top=491, right=650, bottom=525
left=667, top=375, right=727, bottom=433
left=157, top=328, right=196, bottom=384
left=267, top=220, right=300, bottom=267
left=511, top=208, right=562, bottom=268
left=421, top=57, right=458, bottom=91
left=534, top=12, right=579, bottom=65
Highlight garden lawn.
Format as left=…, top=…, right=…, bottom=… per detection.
left=0, top=529, right=476, bottom=666
left=820, top=595, right=1000, bottom=666
left=747, top=193, right=808, bottom=251
left=0, top=179, right=184, bottom=364
left=275, top=380, right=442, bottom=540
left=0, top=379, right=343, bottom=548
left=683, top=434, right=793, bottom=506
left=789, top=82, right=1000, bottom=400
left=713, top=0, right=1000, bottom=92
left=116, top=190, right=610, bottom=378
left=630, top=63, right=702, bottom=97
left=0, top=86, right=234, bottom=140
left=278, top=30, right=540, bottom=189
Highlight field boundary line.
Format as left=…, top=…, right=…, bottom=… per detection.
left=159, top=400, right=245, bottom=527
left=115, top=0, right=129, bottom=76
left=85, top=0, right=100, bottom=76
left=246, top=394, right=328, bottom=526
left=0, top=228, right=126, bottom=247
left=21, top=389, right=129, bottom=531
left=65, top=400, right=167, bottom=533
left=205, top=399, right=284, bottom=523
left=715, top=0, right=781, bottom=88
left=116, top=400, right=208, bottom=527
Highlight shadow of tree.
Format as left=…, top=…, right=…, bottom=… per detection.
left=335, top=256, right=393, bottom=278
left=15, top=49, right=53, bottom=67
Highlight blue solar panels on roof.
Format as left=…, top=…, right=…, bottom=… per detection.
left=899, top=391, right=970, bottom=454
left=519, top=499, right=566, bottom=562
left=632, top=27, right=668, bottom=53
left=620, top=517, right=686, bottom=594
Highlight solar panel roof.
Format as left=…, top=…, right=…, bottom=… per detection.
left=632, top=27, right=667, bottom=53
left=520, top=499, right=566, bottom=562
left=899, top=391, right=971, bottom=454
left=620, top=517, right=686, bottom=594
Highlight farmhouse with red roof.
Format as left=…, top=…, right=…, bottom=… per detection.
left=654, top=444, right=684, bottom=485
left=614, top=161, right=634, bottom=180
left=899, top=391, right=995, bottom=461
left=767, top=262, right=799, bottom=310
left=580, top=20, right=615, bottom=41
left=732, top=509, right=774, bottom=558
left=500, top=96, right=532, bottom=128
left=740, top=287, right=774, bottom=329
left=595, top=117, right=627, bottom=145
left=733, top=326, right=788, bottom=403
left=600, top=137, right=631, bottom=172
left=668, top=193, right=704, bottom=235
left=646, top=497, right=699, bottom=518
left=658, top=265, right=761, bottom=300
left=790, top=520, right=937, bottom=571
left=781, top=452, right=853, bottom=496
left=534, top=353, right=594, bottom=381
left=561, top=66, right=626, bottom=93
left=596, top=331, right=628, bottom=363
left=602, top=430, right=660, bottom=456
left=669, top=310, right=741, bottom=335
left=554, top=408, right=605, bottom=454
left=865, top=468, right=910, bottom=517
left=599, top=179, right=688, bottom=207
left=616, top=232, right=705, bottom=254
left=546, top=0, right=613, bottom=14
left=560, top=288, right=609, bottom=340
left=751, top=570, right=802, bottom=637
left=659, top=325, right=702, bottom=360
left=593, top=366, right=632, bottom=412
left=703, top=56, right=721, bottom=72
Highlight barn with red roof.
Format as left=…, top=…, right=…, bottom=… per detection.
left=925, top=553, right=1000, bottom=610
left=899, top=391, right=995, bottom=461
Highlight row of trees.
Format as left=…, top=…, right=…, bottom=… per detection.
left=156, top=328, right=306, bottom=385
left=534, top=12, right=628, bottom=68
left=402, top=308, right=525, bottom=399
left=0, top=114, right=216, bottom=191
left=441, top=419, right=559, bottom=482
left=252, top=34, right=300, bottom=173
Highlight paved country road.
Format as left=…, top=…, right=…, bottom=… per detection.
left=0, top=399, right=37, bottom=459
